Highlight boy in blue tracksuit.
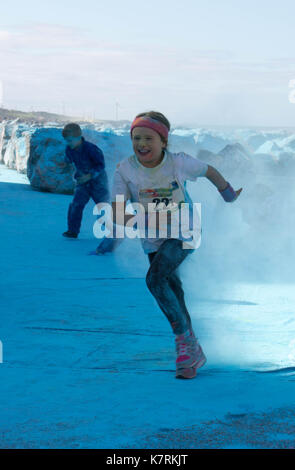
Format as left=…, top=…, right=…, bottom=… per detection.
left=61, top=123, right=116, bottom=252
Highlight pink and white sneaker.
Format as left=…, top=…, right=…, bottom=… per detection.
left=174, top=327, right=207, bottom=379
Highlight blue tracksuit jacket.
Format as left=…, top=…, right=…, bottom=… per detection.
left=65, top=136, right=105, bottom=181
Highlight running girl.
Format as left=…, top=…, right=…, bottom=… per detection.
left=110, top=111, right=242, bottom=379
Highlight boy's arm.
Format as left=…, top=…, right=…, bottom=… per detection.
left=69, top=145, right=104, bottom=183
left=88, top=145, right=105, bottom=172
left=65, top=148, right=71, bottom=162
left=58, top=149, right=73, bottom=169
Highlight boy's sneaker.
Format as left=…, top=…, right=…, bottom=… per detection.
left=62, top=230, right=78, bottom=238
left=175, top=328, right=207, bottom=379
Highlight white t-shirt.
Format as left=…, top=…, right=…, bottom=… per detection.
left=111, top=149, right=208, bottom=253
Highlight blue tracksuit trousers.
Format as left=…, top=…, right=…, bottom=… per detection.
left=67, top=170, right=109, bottom=234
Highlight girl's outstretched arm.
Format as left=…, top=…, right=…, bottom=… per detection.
left=204, top=165, right=243, bottom=202
left=111, top=201, right=134, bottom=226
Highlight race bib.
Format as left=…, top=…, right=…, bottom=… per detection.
left=138, top=180, right=185, bottom=213
left=137, top=180, right=187, bottom=238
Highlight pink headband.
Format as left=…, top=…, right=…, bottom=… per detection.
left=130, top=116, right=169, bottom=140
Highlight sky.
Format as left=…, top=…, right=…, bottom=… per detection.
left=0, top=0, right=295, bottom=127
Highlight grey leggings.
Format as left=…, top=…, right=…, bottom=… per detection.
left=146, top=238, right=195, bottom=335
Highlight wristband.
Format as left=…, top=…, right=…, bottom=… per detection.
left=218, top=182, right=237, bottom=202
